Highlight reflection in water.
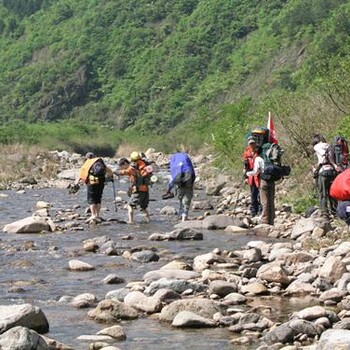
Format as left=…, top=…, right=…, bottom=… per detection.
left=0, top=185, right=307, bottom=349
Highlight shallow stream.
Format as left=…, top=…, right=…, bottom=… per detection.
left=0, top=179, right=315, bottom=349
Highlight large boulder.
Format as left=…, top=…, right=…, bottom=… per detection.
left=0, top=304, right=49, bottom=334
left=0, top=326, right=49, bottom=350
left=3, top=217, right=55, bottom=234
left=88, top=300, right=138, bottom=322
left=317, top=329, right=350, bottom=349
left=159, top=299, right=223, bottom=322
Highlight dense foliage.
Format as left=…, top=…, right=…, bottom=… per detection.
left=1, top=0, right=350, bottom=159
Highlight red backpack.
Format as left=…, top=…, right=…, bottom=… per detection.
left=330, top=168, right=350, bottom=200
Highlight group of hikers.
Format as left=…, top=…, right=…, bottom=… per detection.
left=72, top=122, right=350, bottom=227
left=244, top=125, right=350, bottom=226
left=74, top=150, right=196, bottom=224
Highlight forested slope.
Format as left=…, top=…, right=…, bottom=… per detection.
left=1, top=0, right=350, bottom=139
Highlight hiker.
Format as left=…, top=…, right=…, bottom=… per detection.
left=163, top=152, right=196, bottom=221
left=243, top=136, right=262, bottom=217
left=246, top=146, right=275, bottom=225
left=312, top=134, right=340, bottom=218
left=77, top=152, right=113, bottom=224
left=115, top=156, right=150, bottom=224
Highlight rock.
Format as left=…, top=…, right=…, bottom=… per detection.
left=97, top=325, right=126, bottom=340
left=105, top=288, right=130, bottom=302
left=202, top=215, right=245, bottom=230
left=193, top=252, right=226, bottom=271
left=160, top=206, right=178, bottom=215
left=131, top=250, right=159, bottom=263
left=169, top=228, right=203, bottom=240
left=159, top=299, right=223, bottom=322
left=257, top=263, right=290, bottom=286
left=319, top=256, right=347, bottom=283
left=160, top=261, right=192, bottom=271
left=3, top=216, right=54, bottom=233
left=68, top=259, right=95, bottom=271
left=172, top=311, right=216, bottom=328
left=209, top=280, right=238, bottom=297
left=0, top=326, right=49, bottom=350
left=143, top=269, right=199, bottom=283
left=241, top=282, right=268, bottom=295
left=291, top=217, right=319, bottom=239
left=224, top=226, right=248, bottom=233
left=36, top=201, right=51, bottom=209
left=88, top=299, right=138, bottom=322
left=192, top=200, right=214, bottom=210
left=285, top=281, right=316, bottom=295
left=101, top=274, right=125, bottom=285
left=317, top=329, right=350, bottom=349
left=144, top=278, right=205, bottom=296
left=263, top=323, right=294, bottom=345
left=70, top=293, right=97, bottom=308
left=292, top=306, right=329, bottom=321
left=0, top=304, right=49, bottom=334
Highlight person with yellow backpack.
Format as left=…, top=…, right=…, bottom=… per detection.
left=77, top=152, right=114, bottom=224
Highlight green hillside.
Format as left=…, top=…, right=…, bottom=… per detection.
left=1, top=0, right=350, bottom=155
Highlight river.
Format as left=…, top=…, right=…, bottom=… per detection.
left=0, top=178, right=315, bottom=349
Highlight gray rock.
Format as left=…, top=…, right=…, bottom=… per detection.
left=3, top=216, right=54, bottom=234
left=159, top=299, right=223, bottom=322
left=317, top=329, right=350, bottom=349
left=88, top=299, right=138, bottom=322
left=143, top=269, right=199, bottom=283
left=209, top=280, right=238, bottom=297
left=172, top=311, right=215, bottom=328
left=97, top=325, right=126, bottom=340
left=131, top=250, right=159, bottom=263
left=0, top=326, right=49, bottom=350
left=263, top=323, right=294, bottom=345
left=105, top=288, right=130, bottom=302
left=0, top=304, right=49, bottom=334
left=144, top=278, right=205, bottom=296
left=202, top=215, right=245, bottom=230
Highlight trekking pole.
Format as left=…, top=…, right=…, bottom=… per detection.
left=111, top=179, right=118, bottom=212
left=233, top=175, right=245, bottom=214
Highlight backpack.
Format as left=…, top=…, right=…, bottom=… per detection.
left=133, top=160, right=153, bottom=187
left=89, top=158, right=107, bottom=177
left=260, top=143, right=291, bottom=181
left=330, top=168, right=350, bottom=201
left=170, top=153, right=196, bottom=188
left=328, top=136, right=349, bottom=171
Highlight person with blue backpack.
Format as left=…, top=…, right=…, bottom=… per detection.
left=163, top=152, right=196, bottom=221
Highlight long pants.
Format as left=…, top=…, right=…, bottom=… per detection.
left=250, top=183, right=262, bottom=217
left=176, top=186, right=194, bottom=217
left=260, top=179, right=275, bottom=225
left=318, top=174, right=337, bottom=215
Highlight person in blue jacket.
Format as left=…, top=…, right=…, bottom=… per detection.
left=163, top=152, right=196, bottom=221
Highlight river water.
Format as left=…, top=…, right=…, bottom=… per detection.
left=0, top=178, right=316, bottom=349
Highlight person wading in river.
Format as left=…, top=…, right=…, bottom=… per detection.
left=77, top=152, right=113, bottom=224
left=115, top=157, right=150, bottom=224
left=163, top=152, right=196, bottom=221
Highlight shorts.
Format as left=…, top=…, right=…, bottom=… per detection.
left=87, top=183, right=104, bottom=204
left=129, top=191, right=149, bottom=210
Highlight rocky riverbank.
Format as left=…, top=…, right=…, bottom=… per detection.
left=1, top=149, right=350, bottom=349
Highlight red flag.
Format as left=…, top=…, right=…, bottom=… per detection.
left=267, top=113, right=278, bottom=144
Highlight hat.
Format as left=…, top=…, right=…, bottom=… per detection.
left=247, top=137, right=256, bottom=145
left=85, top=152, right=95, bottom=159
left=118, top=157, right=129, bottom=166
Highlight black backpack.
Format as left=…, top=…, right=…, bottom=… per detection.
left=89, top=158, right=106, bottom=177
left=260, top=143, right=291, bottom=181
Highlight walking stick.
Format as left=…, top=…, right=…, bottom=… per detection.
left=233, top=175, right=245, bottom=214
left=111, top=179, right=118, bottom=212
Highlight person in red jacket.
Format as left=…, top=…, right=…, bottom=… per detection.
left=243, top=136, right=262, bottom=217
